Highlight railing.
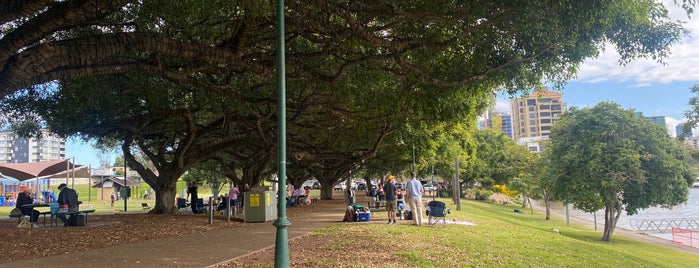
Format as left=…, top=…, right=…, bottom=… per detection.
left=672, top=228, right=699, bottom=249
left=629, top=218, right=699, bottom=233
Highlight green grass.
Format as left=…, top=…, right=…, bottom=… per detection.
left=306, top=198, right=699, bottom=268
left=0, top=182, right=323, bottom=215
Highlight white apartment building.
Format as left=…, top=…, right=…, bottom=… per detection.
left=0, top=130, right=66, bottom=163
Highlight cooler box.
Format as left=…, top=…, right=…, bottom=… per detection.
left=357, top=212, right=370, bottom=222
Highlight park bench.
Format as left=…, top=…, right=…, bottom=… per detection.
left=55, top=209, right=96, bottom=226
left=142, top=203, right=151, bottom=211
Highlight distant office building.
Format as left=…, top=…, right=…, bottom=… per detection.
left=646, top=116, right=667, bottom=129
left=676, top=123, right=691, bottom=138
left=480, top=111, right=513, bottom=138
left=0, top=130, right=66, bottom=163
left=510, top=90, right=566, bottom=145
left=640, top=115, right=674, bottom=137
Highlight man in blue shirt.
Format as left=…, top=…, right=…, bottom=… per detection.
left=404, top=172, right=424, bottom=226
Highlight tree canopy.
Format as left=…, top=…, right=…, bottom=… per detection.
left=0, top=1, right=694, bottom=213
left=548, top=102, right=694, bottom=241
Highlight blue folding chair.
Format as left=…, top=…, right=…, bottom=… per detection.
left=426, top=201, right=449, bottom=228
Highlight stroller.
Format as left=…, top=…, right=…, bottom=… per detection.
left=426, top=201, right=450, bottom=227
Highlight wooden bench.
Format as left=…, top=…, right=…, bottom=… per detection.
left=141, top=203, right=151, bottom=211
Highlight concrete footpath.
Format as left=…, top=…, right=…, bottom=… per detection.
left=0, top=200, right=345, bottom=268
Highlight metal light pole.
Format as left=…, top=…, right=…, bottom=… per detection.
left=273, top=0, right=291, bottom=266
left=412, top=143, right=416, bottom=172
left=124, top=154, right=127, bottom=212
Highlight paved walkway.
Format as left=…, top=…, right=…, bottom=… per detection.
left=0, top=199, right=346, bottom=268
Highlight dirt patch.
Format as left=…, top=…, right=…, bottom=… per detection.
left=0, top=213, right=245, bottom=262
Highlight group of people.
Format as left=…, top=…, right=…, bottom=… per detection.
left=286, top=182, right=312, bottom=207
left=187, top=181, right=247, bottom=215
left=381, top=172, right=424, bottom=225
left=15, top=183, right=82, bottom=227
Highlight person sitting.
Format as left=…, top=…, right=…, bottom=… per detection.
left=57, top=183, right=79, bottom=226
left=396, top=188, right=406, bottom=218
left=16, top=189, right=39, bottom=226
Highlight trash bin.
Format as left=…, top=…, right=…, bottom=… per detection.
left=0, top=196, right=4, bottom=207
left=244, top=190, right=277, bottom=223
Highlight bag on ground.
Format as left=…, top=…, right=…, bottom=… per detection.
left=10, top=207, right=22, bottom=216
left=69, top=215, right=85, bottom=226
left=343, top=206, right=357, bottom=222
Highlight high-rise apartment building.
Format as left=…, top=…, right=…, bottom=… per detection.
left=510, top=90, right=566, bottom=143
left=0, top=130, right=66, bottom=163
left=480, top=111, right=513, bottom=138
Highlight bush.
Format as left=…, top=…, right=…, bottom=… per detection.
left=437, top=189, right=450, bottom=198
left=465, top=188, right=492, bottom=201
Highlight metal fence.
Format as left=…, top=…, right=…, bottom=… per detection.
left=672, top=228, right=699, bottom=249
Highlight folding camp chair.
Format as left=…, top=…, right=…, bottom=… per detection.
left=426, top=201, right=449, bottom=228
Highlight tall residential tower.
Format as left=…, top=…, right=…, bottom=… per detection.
left=510, top=90, right=566, bottom=150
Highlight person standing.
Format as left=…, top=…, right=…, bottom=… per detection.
left=187, top=181, right=199, bottom=214
left=345, top=186, right=355, bottom=205
left=404, top=172, right=424, bottom=226
left=57, top=183, right=79, bottom=226
left=383, top=175, right=398, bottom=224
left=228, top=184, right=240, bottom=215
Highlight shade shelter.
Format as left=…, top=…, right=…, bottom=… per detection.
left=0, top=159, right=82, bottom=198
left=0, top=159, right=80, bottom=181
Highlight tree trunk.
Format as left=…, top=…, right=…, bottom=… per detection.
left=152, top=183, right=179, bottom=214
left=320, top=183, right=334, bottom=200
left=602, top=202, right=622, bottom=242
left=544, top=199, right=551, bottom=221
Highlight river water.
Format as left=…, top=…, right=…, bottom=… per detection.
left=541, top=188, right=699, bottom=241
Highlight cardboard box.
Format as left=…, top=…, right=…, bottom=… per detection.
left=357, top=212, right=370, bottom=222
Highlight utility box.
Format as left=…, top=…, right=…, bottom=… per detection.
left=244, top=191, right=277, bottom=223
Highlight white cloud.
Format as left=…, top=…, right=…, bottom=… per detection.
left=575, top=1, right=699, bottom=85
left=494, top=99, right=510, bottom=112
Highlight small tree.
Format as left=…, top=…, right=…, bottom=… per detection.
left=548, top=102, right=693, bottom=241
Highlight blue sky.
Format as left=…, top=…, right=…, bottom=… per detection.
left=497, top=0, right=699, bottom=130
left=67, top=1, right=699, bottom=168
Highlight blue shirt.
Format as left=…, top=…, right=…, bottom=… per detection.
left=406, top=178, right=423, bottom=198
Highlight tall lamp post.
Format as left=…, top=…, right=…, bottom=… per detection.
left=273, top=0, right=291, bottom=266
left=412, top=143, right=416, bottom=172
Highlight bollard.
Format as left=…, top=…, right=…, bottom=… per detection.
left=209, top=196, right=214, bottom=224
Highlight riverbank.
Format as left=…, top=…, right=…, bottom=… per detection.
left=529, top=199, right=699, bottom=256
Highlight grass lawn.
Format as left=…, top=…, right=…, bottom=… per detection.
left=300, top=198, right=699, bottom=267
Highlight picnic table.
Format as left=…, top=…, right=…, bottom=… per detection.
left=20, top=202, right=94, bottom=226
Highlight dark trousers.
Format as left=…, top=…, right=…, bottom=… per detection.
left=57, top=214, right=72, bottom=226
left=24, top=210, right=39, bottom=223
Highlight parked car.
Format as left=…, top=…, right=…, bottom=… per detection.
left=395, top=182, right=404, bottom=189
left=302, top=180, right=318, bottom=189
left=423, top=184, right=436, bottom=192
left=333, top=183, right=345, bottom=191
left=312, top=181, right=321, bottom=189
left=357, top=182, right=366, bottom=191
